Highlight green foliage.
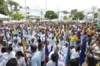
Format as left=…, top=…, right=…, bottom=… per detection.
left=26, top=15, right=31, bottom=20
left=94, top=12, right=98, bottom=19
left=12, top=12, right=24, bottom=20
left=74, top=11, right=85, bottom=20
left=45, top=11, right=58, bottom=19
left=63, top=16, right=68, bottom=20
left=0, top=0, right=7, bottom=15
left=69, top=15, right=72, bottom=18
left=62, top=11, right=68, bottom=14
left=71, top=9, right=78, bottom=15
left=7, top=0, right=19, bottom=16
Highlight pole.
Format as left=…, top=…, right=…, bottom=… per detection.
left=25, top=0, right=27, bottom=21
left=92, top=6, right=96, bottom=23
left=45, top=0, right=47, bottom=11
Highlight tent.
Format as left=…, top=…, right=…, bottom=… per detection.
left=0, top=13, right=11, bottom=21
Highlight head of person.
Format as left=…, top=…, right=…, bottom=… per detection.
left=38, top=43, right=43, bottom=51
left=14, top=39, right=18, bottom=44
left=54, top=47, right=59, bottom=54
left=31, top=45, right=37, bottom=53
left=7, top=46, right=13, bottom=53
left=15, top=51, right=24, bottom=59
left=51, top=53, right=59, bottom=62
left=1, top=47, right=6, bottom=53
left=69, top=59, right=79, bottom=66
left=84, top=56, right=97, bottom=66
left=75, top=46, right=80, bottom=52
left=31, top=38, right=34, bottom=43
left=6, top=58, right=17, bottom=66
left=18, top=43, right=22, bottom=46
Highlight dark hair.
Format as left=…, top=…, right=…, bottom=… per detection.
left=87, top=56, right=97, bottom=66
left=76, top=46, right=80, bottom=52
left=6, top=58, right=17, bottom=66
left=7, top=46, right=12, bottom=51
left=16, top=51, right=24, bottom=57
left=37, top=38, right=41, bottom=44
left=1, top=47, right=6, bottom=53
left=38, top=43, right=42, bottom=51
left=31, top=45, right=37, bottom=52
left=69, top=59, right=79, bottom=66
left=51, top=53, right=59, bottom=62
left=31, top=38, right=34, bottom=43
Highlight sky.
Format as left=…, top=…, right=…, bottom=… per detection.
left=13, top=0, right=100, bottom=15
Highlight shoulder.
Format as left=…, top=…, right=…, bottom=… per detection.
left=82, top=62, right=88, bottom=66
left=58, top=62, right=64, bottom=66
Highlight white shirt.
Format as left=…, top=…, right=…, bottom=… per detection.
left=48, top=51, right=62, bottom=62
left=14, top=45, right=24, bottom=53
left=17, top=57, right=26, bottom=66
left=31, top=51, right=41, bottom=66
left=46, top=60, right=64, bottom=66
left=71, top=48, right=79, bottom=59
left=40, top=47, right=45, bottom=61
left=17, top=36, right=21, bottom=43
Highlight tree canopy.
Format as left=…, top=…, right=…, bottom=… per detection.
left=0, top=0, right=7, bottom=15
left=71, top=9, right=78, bottom=15
left=74, top=11, right=85, bottom=20
left=45, top=11, right=58, bottom=19
left=94, top=12, right=98, bottom=19
left=12, top=12, right=24, bottom=20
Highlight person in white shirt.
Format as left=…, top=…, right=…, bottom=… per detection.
left=47, top=53, right=64, bottom=66
left=49, top=47, right=63, bottom=62
left=16, top=51, right=26, bottom=66
left=6, top=58, right=18, bottom=66
left=38, top=43, right=45, bottom=66
left=0, top=47, right=8, bottom=66
left=14, top=43, right=23, bottom=53
left=31, top=45, right=41, bottom=66
left=6, top=46, right=15, bottom=60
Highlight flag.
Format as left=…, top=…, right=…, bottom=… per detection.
left=79, top=35, right=87, bottom=66
left=4, top=26, right=8, bottom=41
left=45, top=30, right=49, bottom=63
left=24, top=25, right=30, bottom=35
left=55, top=54, right=59, bottom=66
left=45, top=27, right=49, bottom=38
left=65, top=42, right=70, bottom=66
left=45, top=44, right=49, bottom=63
left=60, top=24, right=62, bottom=34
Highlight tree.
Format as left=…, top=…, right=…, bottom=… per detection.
left=94, top=12, right=98, bottom=19
left=62, top=11, right=68, bottom=14
left=74, top=11, right=85, bottom=20
left=12, top=12, right=24, bottom=20
left=45, top=11, right=58, bottom=19
left=7, top=0, right=19, bottom=16
left=0, top=0, right=7, bottom=15
left=71, top=9, right=78, bottom=15
left=63, top=16, right=68, bottom=20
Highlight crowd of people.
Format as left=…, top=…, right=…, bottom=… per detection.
left=0, top=22, right=100, bottom=66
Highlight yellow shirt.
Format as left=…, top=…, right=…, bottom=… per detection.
left=87, top=28, right=95, bottom=35
left=55, top=30, right=59, bottom=37
left=69, top=35, right=78, bottom=42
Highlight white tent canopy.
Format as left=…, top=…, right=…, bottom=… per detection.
left=0, top=13, right=11, bottom=21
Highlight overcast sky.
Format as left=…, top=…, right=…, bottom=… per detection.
left=13, top=0, right=100, bottom=11
left=13, top=0, right=100, bottom=15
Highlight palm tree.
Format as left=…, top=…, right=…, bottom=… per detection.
left=6, top=0, right=19, bottom=16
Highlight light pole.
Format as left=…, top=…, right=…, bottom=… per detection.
left=92, top=6, right=96, bottom=22
left=45, top=0, right=47, bottom=11
left=25, top=0, right=27, bottom=20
